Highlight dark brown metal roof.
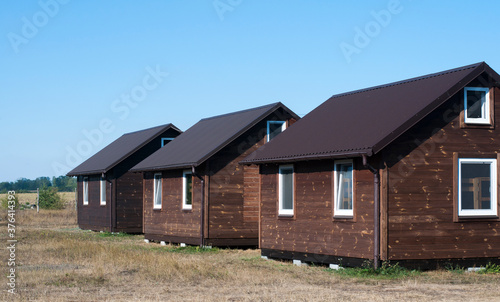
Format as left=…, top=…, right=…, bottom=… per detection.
left=242, top=62, right=500, bottom=164
left=67, top=123, right=182, bottom=176
left=131, top=102, right=299, bottom=172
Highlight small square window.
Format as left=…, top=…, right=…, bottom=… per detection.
left=458, top=158, right=497, bottom=217
left=464, top=87, right=490, bottom=124
left=334, top=160, right=354, bottom=217
left=278, top=165, right=294, bottom=216
left=100, top=178, right=106, bottom=206
left=153, top=173, right=162, bottom=209
left=83, top=177, right=89, bottom=206
left=161, top=137, right=174, bottom=147
left=183, top=170, right=193, bottom=210
left=267, top=121, right=286, bottom=142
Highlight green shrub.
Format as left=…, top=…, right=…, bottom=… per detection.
left=1, top=194, right=19, bottom=209
left=39, top=187, right=65, bottom=209
left=478, top=262, right=500, bottom=274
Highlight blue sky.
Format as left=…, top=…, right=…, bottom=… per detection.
left=1, top=0, right=500, bottom=182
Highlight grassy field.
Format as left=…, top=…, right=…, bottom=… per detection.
left=0, top=194, right=500, bottom=301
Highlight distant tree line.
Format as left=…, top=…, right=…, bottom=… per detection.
left=0, top=176, right=76, bottom=193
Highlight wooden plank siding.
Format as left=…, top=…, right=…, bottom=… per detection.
left=259, top=159, right=375, bottom=261
left=384, top=80, right=500, bottom=261
left=115, top=171, right=143, bottom=233
left=77, top=175, right=111, bottom=232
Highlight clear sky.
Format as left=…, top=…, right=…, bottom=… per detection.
left=2, top=0, right=500, bottom=182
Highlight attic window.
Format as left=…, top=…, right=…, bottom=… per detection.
left=464, top=87, right=490, bottom=124
left=267, top=121, right=286, bottom=142
left=458, top=158, right=497, bottom=217
left=161, top=138, right=174, bottom=147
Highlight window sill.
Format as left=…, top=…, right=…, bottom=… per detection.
left=332, top=215, right=355, bottom=222
left=455, top=215, right=499, bottom=222
left=278, top=214, right=294, bottom=219
left=153, top=208, right=162, bottom=211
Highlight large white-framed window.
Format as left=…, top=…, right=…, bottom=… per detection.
left=458, top=158, right=497, bottom=217
left=100, top=178, right=106, bottom=206
left=267, top=121, right=286, bottom=142
left=464, top=87, right=490, bottom=124
left=153, top=173, right=162, bottom=209
left=182, top=170, right=193, bottom=210
left=83, top=177, right=89, bottom=206
left=334, top=160, right=354, bottom=217
left=278, top=165, right=294, bottom=216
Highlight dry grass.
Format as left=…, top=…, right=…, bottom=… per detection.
left=0, top=204, right=499, bottom=301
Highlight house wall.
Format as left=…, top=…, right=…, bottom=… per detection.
left=259, top=159, right=375, bottom=263
left=143, top=170, right=203, bottom=245
left=143, top=109, right=296, bottom=246
left=76, top=127, right=182, bottom=233
left=77, top=175, right=112, bottom=232
left=384, top=78, right=500, bottom=261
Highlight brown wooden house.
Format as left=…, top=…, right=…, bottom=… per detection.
left=67, top=124, right=182, bottom=233
left=242, top=62, right=500, bottom=269
left=131, top=103, right=298, bottom=247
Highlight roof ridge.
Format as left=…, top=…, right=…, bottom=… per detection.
left=330, top=62, right=483, bottom=100
left=199, top=102, right=281, bottom=122
left=122, top=123, right=174, bottom=136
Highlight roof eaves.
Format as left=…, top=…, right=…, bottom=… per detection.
left=241, top=148, right=372, bottom=165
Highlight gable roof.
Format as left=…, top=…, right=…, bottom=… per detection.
left=131, top=102, right=299, bottom=172
left=67, top=123, right=181, bottom=176
left=242, top=62, right=500, bottom=164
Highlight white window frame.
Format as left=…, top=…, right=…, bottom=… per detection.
left=267, top=121, right=287, bottom=142
left=153, top=173, right=162, bottom=209
left=278, top=164, right=294, bottom=216
left=464, top=87, right=490, bottom=124
left=100, top=178, right=106, bottom=206
left=161, top=137, right=174, bottom=147
left=83, top=177, right=89, bottom=206
left=458, top=158, right=497, bottom=217
left=182, top=170, right=193, bottom=210
left=333, top=159, right=354, bottom=217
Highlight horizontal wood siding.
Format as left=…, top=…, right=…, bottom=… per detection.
left=115, top=171, right=143, bottom=232
left=385, top=82, right=500, bottom=260
left=77, top=175, right=111, bottom=232
left=260, top=159, right=374, bottom=260
left=243, top=164, right=260, bottom=222
left=143, top=170, right=202, bottom=242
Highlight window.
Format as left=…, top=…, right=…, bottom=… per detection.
left=334, top=160, right=354, bottom=217
left=161, top=137, right=174, bottom=147
left=100, top=178, right=106, bottom=205
left=267, top=121, right=286, bottom=142
left=183, top=170, right=193, bottom=210
left=278, top=165, right=294, bottom=216
left=153, top=173, right=162, bottom=209
left=458, top=158, right=497, bottom=217
left=464, top=87, right=490, bottom=124
left=83, top=177, right=89, bottom=205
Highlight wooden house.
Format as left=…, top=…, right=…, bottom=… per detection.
left=67, top=124, right=182, bottom=233
left=242, top=62, right=500, bottom=269
left=131, top=103, right=298, bottom=247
